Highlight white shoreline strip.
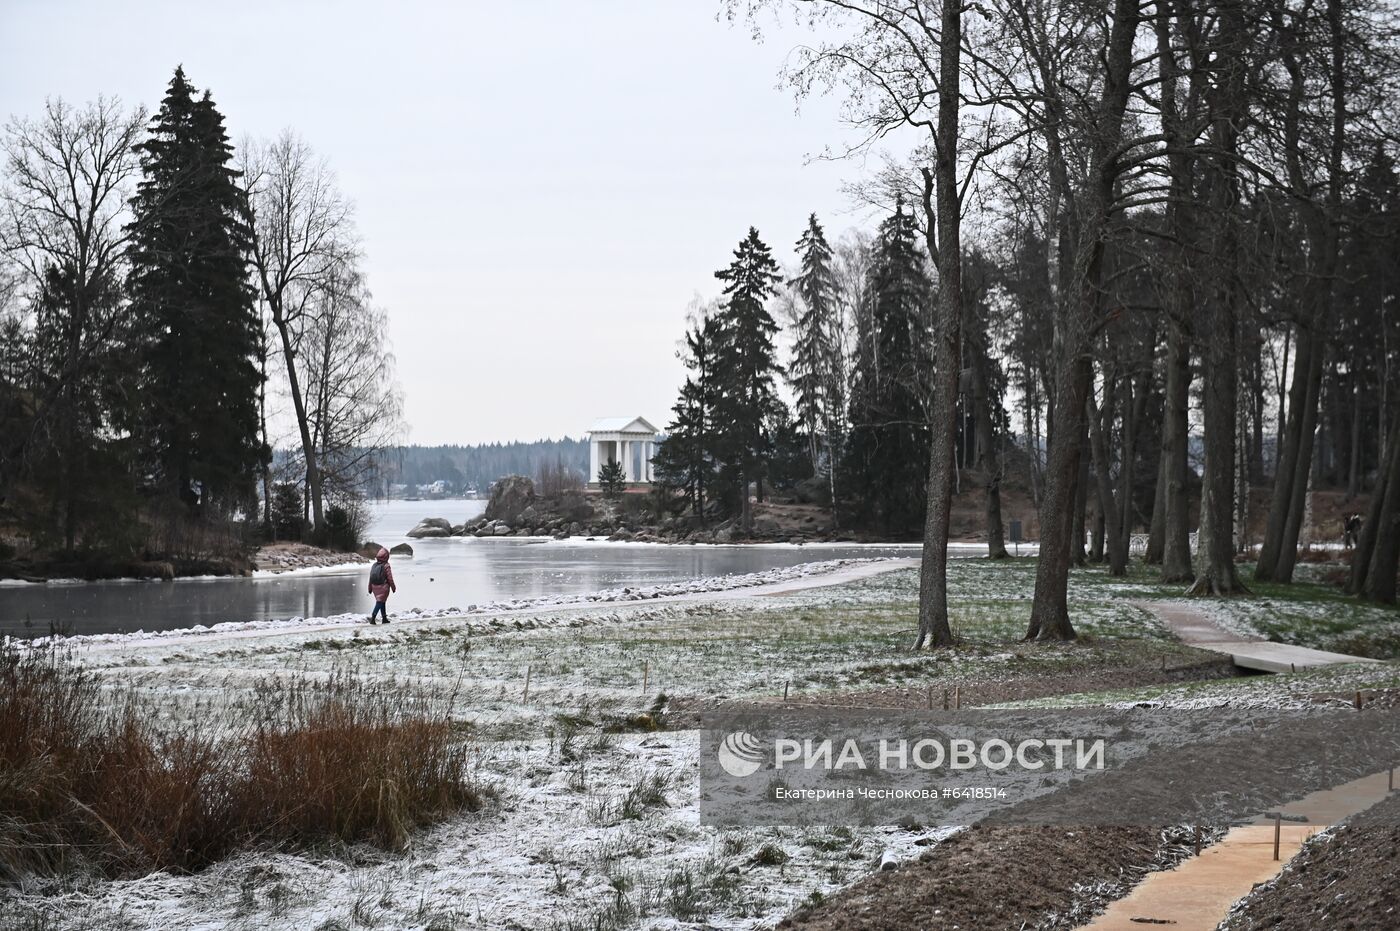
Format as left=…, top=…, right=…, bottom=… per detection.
left=20, top=557, right=918, bottom=653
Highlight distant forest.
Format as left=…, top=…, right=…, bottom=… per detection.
left=368, top=439, right=588, bottom=497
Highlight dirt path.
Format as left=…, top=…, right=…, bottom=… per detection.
left=1079, top=769, right=1399, bottom=931
left=1134, top=600, right=1379, bottom=672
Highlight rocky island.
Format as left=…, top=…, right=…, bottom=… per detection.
left=405, top=475, right=845, bottom=544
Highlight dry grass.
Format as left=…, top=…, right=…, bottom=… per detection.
left=0, top=644, right=481, bottom=883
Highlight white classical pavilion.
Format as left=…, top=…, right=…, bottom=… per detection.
left=587, top=416, right=661, bottom=487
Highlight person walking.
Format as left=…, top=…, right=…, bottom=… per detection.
left=368, top=547, right=397, bottom=623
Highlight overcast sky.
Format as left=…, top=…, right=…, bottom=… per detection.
left=1, top=0, right=883, bottom=445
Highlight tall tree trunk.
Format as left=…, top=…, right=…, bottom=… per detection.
left=259, top=346, right=272, bottom=534
left=1248, top=331, right=1266, bottom=483
left=1025, top=0, right=1139, bottom=640
left=1161, top=325, right=1195, bottom=581
left=1257, top=327, right=1312, bottom=578
left=915, top=1, right=963, bottom=650
left=1072, top=438, right=1089, bottom=567
left=1026, top=357, right=1093, bottom=640
left=1347, top=374, right=1361, bottom=499
left=1258, top=0, right=1345, bottom=582
left=272, top=314, right=325, bottom=535
left=1188, top=0, right=1248, bottom=597
left=1146, top=449, right=1167, bottom=564
left=1089, top=376, right=1127, bottom=575
left=1352, top=413, right=1400, bottom=601
left=969, top=311, right=1008, bottom=558
left=1274, top=326, right=1326, bottom=580
left=1118, top=364, right=1148, bottom=567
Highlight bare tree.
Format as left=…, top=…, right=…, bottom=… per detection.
left=301, top=261, right=404, bottom=504
left=240, top=131, right=356, bottom=536
left=980, top=0, right=1144, bottom=640
left=0, top=97, right=145, bottom=547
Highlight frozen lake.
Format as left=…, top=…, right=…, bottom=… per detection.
left=0, top=499, right=927, bottom=638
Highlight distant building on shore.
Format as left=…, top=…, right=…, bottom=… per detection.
left=586, top=416, right=660, bottom=489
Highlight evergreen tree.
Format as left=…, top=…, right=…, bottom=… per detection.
left=789, top=214, right=842, bottom=469
left=711, top=227, right=785, bottom=533
left=597, top=460, right=626, bottom=498
left=654, top=313, right=721, bottom=518
left=843, top=204, right=933, bottom=536
left=128, top=68, right=265, bottom=510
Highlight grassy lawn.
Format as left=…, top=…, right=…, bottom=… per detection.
left=94, top=560, right=1231, bottom=729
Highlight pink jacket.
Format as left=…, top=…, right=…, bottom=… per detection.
left=369, top=548, right=396, bottom=602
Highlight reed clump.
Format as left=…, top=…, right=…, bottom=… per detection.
left=0, top=644, right=480, bottom=882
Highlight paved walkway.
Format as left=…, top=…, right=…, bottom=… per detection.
left=1136, top=601, right=1379, bottom=673
left=1079, top=769, right=1397, bottom=930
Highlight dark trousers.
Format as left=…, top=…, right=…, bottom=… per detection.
left=370, top=601, right=387, bottom=622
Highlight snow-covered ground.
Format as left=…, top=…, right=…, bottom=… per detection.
left=8, top=557, right=1395, bottom=930
left=5, top=559, right=943, bottom=931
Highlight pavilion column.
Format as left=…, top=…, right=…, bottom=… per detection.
left=590, top=440, right=600, bottom=483
left=622, top=440, right=634, bottom=481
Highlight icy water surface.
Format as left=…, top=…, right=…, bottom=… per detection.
left=0, top=498, right=924, bottom=637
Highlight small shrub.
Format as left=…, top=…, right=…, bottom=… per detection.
left=270, top=483, right=306, bottom=541
left=318, top=501, right=366, bottom=553
left=750, top=842, right=789, bottom=866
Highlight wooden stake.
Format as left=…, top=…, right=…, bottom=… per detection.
left=784, top=680, right=790, bottom=702
left=926, top=685, right=934, bottom=710
left=1273, top=813, right=1281, bottom=861
left=954, top=686, right=961, bottom=710
left=943, top=689, right=950, bottom=711
left=1193, top=825, right=1201, bottom=856
left=523, top=665, right=531, bottom=702
left=1389, top=766, right=1394, bottom=792
left=1355, top=690, right=1363, bottom=710
left=642, top=660, right=649, bottom=694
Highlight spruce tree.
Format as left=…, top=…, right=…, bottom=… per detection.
left=711, top=227, right=785, bottom=533
left=843, top=204, right=933, bottom=536
left=789, top=214, right=844, bottom=474
left=128, top=68, right=265, bottom=511
left=654, top=314, right=721, bottom=518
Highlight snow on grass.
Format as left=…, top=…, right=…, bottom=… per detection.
left=9, top=556, right=1389, bottom=929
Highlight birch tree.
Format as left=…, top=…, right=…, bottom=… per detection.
left=240, top=131, right=355, bottom=536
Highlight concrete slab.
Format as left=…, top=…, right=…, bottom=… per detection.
left=1133, top=601, right=1378, bottom=672
left=1079, top=770, right=1397, bottom=931
left=1194, top=640, right=1381, bottom=673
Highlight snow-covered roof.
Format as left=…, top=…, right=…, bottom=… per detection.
left=588, top=416, right=659, bottom=435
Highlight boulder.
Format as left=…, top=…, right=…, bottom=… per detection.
left=795, top=476, right=831, bottom=506
left=407, top=517, right=453, bottom=538
left=492, top=524, right=513, bottom=536
left=484, top=475, right=536, bottom=525
left=519, top=505, right=540, bottom=526
left=752, top=516, right=782, bottom=535
left=390, top=543, right=414, bottom=557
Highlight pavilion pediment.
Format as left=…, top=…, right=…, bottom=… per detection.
left=587, top=416, right=659, bottom=437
